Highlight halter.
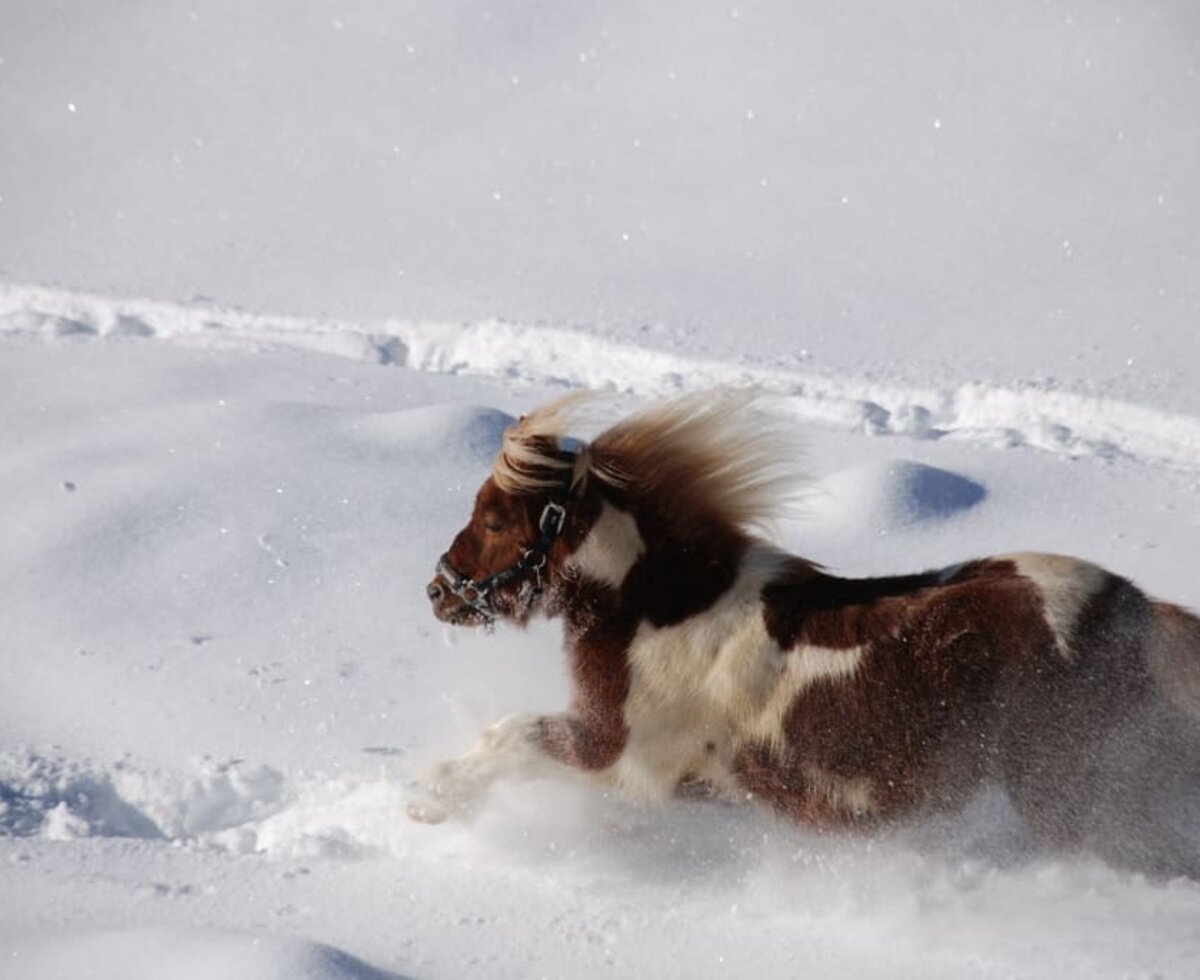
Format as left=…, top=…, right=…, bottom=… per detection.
left=435, top=498, right=568, bottom=626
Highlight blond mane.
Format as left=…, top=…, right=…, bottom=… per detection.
left=493, top=390, right=806, bottom=532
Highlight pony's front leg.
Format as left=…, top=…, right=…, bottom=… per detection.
left=407, top=712, right=587, bottom=824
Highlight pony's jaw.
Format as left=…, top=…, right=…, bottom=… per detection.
left=489, top=583, right=543, bottom=628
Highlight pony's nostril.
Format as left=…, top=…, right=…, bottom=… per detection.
left=427, top=582, right=444, bottom=602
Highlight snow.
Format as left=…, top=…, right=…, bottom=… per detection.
left=7, top=929, right=404, bottom=980
left=2, top=2, right=1200, bottom=977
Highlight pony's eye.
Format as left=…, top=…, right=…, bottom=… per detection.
left=483, top=520, right=505, bottom=534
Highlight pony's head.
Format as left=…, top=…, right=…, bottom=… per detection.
left=427, top=390, right=805, bottom=628
left=426, top=397, right=587, bottom=628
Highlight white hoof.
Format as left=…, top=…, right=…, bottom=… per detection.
left=406, top=760, right=487, bottom=824
left=406, top=797, right=449, bottom=824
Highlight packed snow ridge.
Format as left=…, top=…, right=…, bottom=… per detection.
left=4, top=283, right=1200, bottom=473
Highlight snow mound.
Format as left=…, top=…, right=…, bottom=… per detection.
left=5, top=929, right=407, bottom=980
left=348, top=404, right=513, bottom=465
left=810, top=459, right=986, bottom=534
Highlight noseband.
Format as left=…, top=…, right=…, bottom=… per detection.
left=435, top=499, right=568, bottom=626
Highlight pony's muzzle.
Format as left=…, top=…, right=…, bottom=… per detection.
left=426, top=577, right=454, bottom=621
left=427, top=576, right=482, bottom=626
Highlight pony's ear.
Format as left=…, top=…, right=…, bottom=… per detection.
left=523, top=433, right=561, bottom=458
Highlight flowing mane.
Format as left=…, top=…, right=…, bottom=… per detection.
left=493, top=390, right=807, bottom=533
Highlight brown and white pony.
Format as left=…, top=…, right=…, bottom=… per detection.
left=410, top=391, right=1200, bottom=876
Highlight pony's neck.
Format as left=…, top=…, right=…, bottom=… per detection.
left=563, top=483, right=751, bottom=625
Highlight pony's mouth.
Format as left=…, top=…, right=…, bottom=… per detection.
left=431, top=600, right=490, bottom=628
left=447, top=606, right=489, bottom=628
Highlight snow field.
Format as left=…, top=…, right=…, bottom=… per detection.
left=4, top=0, right=1200, bottom=973
left=6, top=929, right=406, bottom=980
left=4, top=319, right=1200, bottom=977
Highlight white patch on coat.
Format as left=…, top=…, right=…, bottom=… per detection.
left=565, top=502, right=645, bottom=589
left=1009, top=552, right=1109, bottom=657
left=746, top=644, right=864, bottom=749
left=611, top=544, right=867, bottom=804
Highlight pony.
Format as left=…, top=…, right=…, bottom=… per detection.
left=410, top=391, right=1200, bottom=877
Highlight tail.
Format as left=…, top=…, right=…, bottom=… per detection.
left=1147, top=601, right=1200, bottom=722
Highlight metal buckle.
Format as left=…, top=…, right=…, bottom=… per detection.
left=539, top=502, right=567, bottom=538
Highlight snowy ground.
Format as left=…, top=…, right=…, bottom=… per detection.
left=4, top=292, right=1200, bottom=979
left=3, top=2, right=1200, bottom=977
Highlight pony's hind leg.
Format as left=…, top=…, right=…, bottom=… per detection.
left=1085, top=723, right=1200, bottom=880
left=1147, top=601, right=1200, bottom=724
left=1089, top=600, right=1200, bottom=878
left=1003, top=699, right=1200, bottom=878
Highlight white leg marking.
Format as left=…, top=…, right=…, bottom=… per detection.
left=407, top=712, right=562, bottom=824
left=1009, top=553, right=1109, bottom=657
left=565, top=502, right=645, bottom=589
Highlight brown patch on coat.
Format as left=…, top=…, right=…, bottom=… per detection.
left=605, top=482, right=752, bottom=628
left=538, top=572, right=635, bottom=770
left=739, top=559, right=1062, bottom=822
